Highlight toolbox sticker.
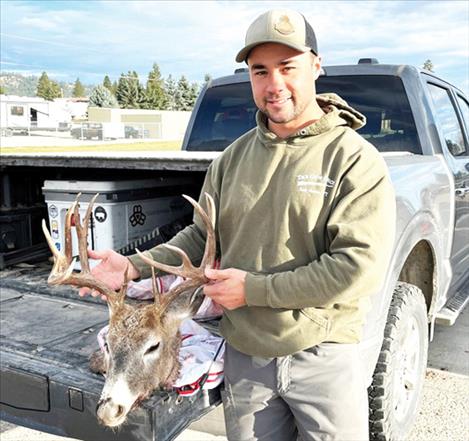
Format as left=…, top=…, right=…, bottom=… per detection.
left=129, top=205, right=146, bottom=227
left=94, top=206, right=107, bottom=223
left=49, top=205, right=58, bottom=218
left=51, top=220, right=59, bottom=239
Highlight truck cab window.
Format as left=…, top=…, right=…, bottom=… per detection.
left=317, top=75, right=422, bottom=155
left=186, top=75, right=421, bottom=154
left=427, top=84, right=467, bottom=156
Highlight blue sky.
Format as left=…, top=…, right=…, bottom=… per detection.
left=1, top=0, right=468, bottom=93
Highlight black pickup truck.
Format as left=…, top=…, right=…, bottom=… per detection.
left=1, top=60, right=468, bottom=441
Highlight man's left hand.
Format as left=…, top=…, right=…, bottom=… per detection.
left=203, top=267, right=247, bottom=310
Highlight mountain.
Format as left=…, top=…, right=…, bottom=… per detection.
left=0, top=72, right=94, bottom=98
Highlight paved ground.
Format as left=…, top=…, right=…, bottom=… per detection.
left=1, top=307, right=468, bottom=441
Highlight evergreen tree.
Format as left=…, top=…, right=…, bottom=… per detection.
left=164, top=74, right=178, bottom=110
left=36, top=72, right=62, bottom=100
left=103, top=75, right=113, bottom=92
left=422, top=59, right=434, bottom=72
left=72, top=78, right=86, bottom=97
left=143, top=63, right=167, bottom=109
left=112, top=80, right=118, bottom=95
left=115, top=71, right=146, bottom=109
left=175, top=75, right=198, bottom=111
left=0, top=85, right=5, bottom=95
left=89, top=85, right=119, bottom=108
left=203, top=73, right=212, bottom=88
left=36, top=72, right=50, bottom=98
left=190, top=82, right=199, bottom=106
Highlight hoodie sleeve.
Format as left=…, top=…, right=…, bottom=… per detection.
left=244, top=148, right=396, bottom=309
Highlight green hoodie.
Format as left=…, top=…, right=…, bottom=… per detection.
left=129, top=93, right=396, bottom=357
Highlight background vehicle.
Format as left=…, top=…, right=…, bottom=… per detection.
left=71, top=123, right=103, bottom=140
left=1, top=61, right=468, bottom=441
left=124, top=125, right=139, bottom=138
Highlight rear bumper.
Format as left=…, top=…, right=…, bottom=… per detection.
left=0, top=348, right=221, bottom=441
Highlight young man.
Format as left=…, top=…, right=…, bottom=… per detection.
left=81, top=9, right=396, bottom=440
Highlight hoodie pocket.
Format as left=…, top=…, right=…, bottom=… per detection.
left=300, top=308, right=330, bottom=331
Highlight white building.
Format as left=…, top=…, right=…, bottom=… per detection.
left=87, top=107, right=191, bottom=140
left=0, top=95, right=89, bottom=130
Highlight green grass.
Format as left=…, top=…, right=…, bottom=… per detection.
left=0, top=140, right=182, bottom=155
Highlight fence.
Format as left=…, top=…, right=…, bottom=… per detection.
left=0, top=122, right=163, bottom=141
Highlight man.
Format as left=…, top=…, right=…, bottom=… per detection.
left=81, top=9, right=396, bottom=441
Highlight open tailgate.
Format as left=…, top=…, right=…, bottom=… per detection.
left=0, top=264, right=221, bottom=441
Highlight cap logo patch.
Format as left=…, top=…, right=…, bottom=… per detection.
left=274, top=15, right=295, bottom=35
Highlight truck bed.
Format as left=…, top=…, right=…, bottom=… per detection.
left=0, top=262, right=221, bottom=441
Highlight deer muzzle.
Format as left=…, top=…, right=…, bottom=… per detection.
left=96, top=376, right=137, bottom=427
left=96, top=397, right=127, bottom=427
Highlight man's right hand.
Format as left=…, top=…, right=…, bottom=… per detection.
left=78, top=249, right=140, bottom=300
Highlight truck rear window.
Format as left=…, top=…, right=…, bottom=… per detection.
left=186, top=75, right=421, bottom=154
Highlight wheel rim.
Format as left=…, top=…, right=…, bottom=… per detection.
left=393, top=315, right=422, bottom=422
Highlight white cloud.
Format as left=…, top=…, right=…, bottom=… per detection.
left=1, top=0, right=467, bottom=93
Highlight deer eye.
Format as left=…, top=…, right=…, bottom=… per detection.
left=144, top=342, right=160, bottom=355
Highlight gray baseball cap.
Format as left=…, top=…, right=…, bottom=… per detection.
left=236, top=9, right=318, bottom=63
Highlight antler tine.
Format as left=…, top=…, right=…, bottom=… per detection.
left=42, top=193, right=117, bottom=300
left=42, top=219, right=62, bottom=261
left=151, top=267, right=163, bottom=307
left=182, top=194, right=216, bottom=270
left=42, top=202, right=77, bottom=284
left=200, top=193, right=216, bottom=269
left=134, top=246, right=197, bottom=277
left=74, top=193, right=99, bottom=273
left=158, top=278, right=201, bottom=317
left=108, top=264, right=130, bottom=307
left=64, top=199, right=78, bottom=263
left=134, top=193, right=217, bottom=316
left=42, top=219, right=71, bottom=284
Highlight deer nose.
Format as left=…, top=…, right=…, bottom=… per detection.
left=96, top=397, right=126, bottom=427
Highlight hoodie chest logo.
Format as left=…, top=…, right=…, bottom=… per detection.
left=296, top=174, right=335, bottom=198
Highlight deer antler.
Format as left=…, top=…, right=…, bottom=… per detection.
left=42, top=193, right=122, bottom=302
left=135, top=193, right=216, bottom=314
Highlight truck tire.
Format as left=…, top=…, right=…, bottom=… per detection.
left=369, top=282, right=428, bottom=441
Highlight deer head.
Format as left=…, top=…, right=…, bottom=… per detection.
left=42, top=192, right=216, bottom=427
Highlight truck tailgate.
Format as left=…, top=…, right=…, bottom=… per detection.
left=0, top=264, right=221, bottom=441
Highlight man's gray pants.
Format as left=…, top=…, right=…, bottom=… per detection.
left=221, top=343, right=369, bottom=441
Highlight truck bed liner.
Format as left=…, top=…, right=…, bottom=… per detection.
left=0, top=263, right=221, bottom=441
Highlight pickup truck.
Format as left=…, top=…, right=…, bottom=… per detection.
left=1, top=60, right=468, bottom=441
